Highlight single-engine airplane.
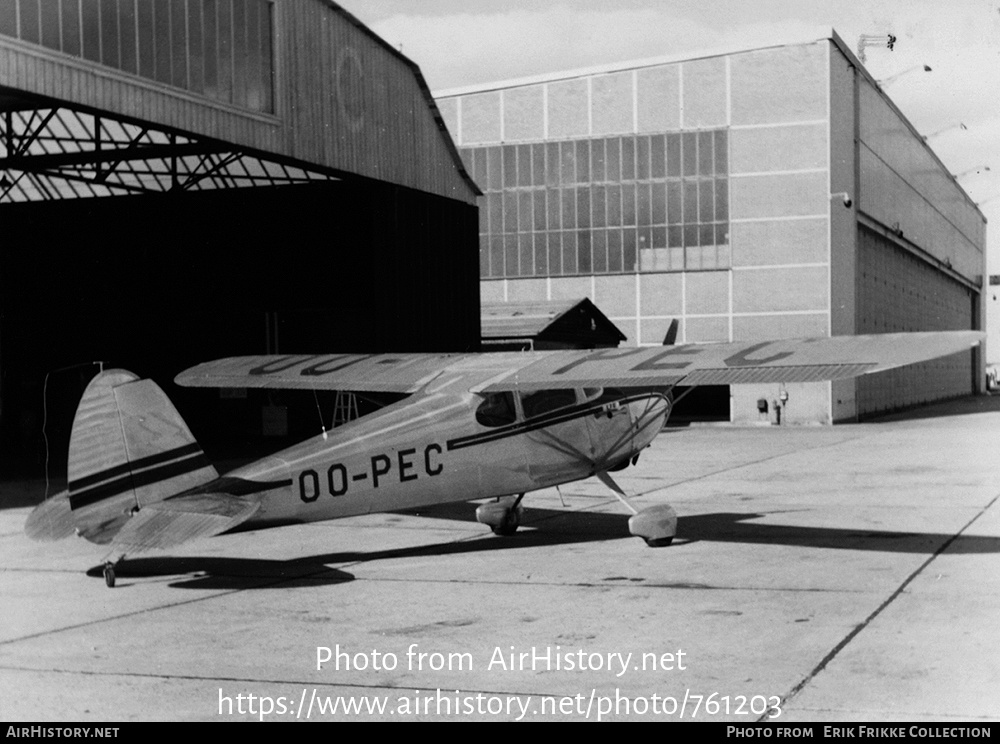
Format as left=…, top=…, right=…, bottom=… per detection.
left=25, top=330, right=983, bottom=587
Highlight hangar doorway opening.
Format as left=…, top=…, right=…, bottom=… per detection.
left=0, top=180, right=479, bottom=477
left=668, top=385, right=731, bottom=425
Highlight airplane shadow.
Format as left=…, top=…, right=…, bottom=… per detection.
left=85, top=502, right=1000, bottom=590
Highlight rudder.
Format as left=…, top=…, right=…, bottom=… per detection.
left=66, top=369, right=217, bottom=544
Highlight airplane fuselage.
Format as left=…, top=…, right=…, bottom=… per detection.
left=222, top=385, right=671, bottom=528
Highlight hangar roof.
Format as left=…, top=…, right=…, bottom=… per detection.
left=0, top=0, right=478, bottom=203
left=481, top=298, right=627, bottom=350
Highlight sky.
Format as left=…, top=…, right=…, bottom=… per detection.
left=339, top=0, right=1000, bottom=277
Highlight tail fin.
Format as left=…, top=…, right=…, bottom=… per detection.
left=64, top=369, right=217, bottom=544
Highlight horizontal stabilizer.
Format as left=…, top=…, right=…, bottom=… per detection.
left=23, top=491, right=75, bottom=541
left=108, top=493, right=260, bottom=555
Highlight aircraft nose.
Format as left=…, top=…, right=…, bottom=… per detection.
left=627, top=393, right=672, bottom=445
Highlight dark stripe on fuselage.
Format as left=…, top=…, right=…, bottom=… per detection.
left=68, top=442, right=204, bottom=492
left=69, top=452, right=211, bottom=510
left=171, top=475, right=294, bottom=499
left=446, top=394, right=664, bottom=452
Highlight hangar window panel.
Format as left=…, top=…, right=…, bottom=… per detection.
left=187, top=0, right=204, bottom=92
left=714, top=130, right=728, bottom=176
left=101, top=0, right=121, bottom=69
left=546, top=188, right=560, bottom=229
left=61, top=0, right=80, bottom=54
left=532, top=143, right=545, bottom=186
left=651, top=182, right=666, bottom=225
left=577, top=230, right=592, bottom=274
left=590, top=138, right=605, bottom=183
left=245, top=0, right=263, bottom=110
left=635, top=136, right=650, bottom=180
left=606, top=184, right=621, bottom=226
left=230, top=0, right=247, bottom=108
left=575, top=140, right=590, bottom=183
left=576, top=186, right=591, bottom=229
left=0, top=2, right=16, bottom=37
left=621, top=137, right=635, bottom=181
left=216, top=0, right=233, bottom=103
left=517, top=190, right=532, bottom=232
left=592, top=229, right=608, bottom=274
left=623, top=229, right=637, bottom=271
left=137, top=0, right=155, bottom=78
left=592, top=184, right=606, bottom=227
left=682, top=132, right=697, bottom=177
left=666, top=133, right=681, bottom=177
left=651, top=134, right=665, bottom=179
left=621, top=183, right=636, bottom=226
left=479, top=237, right=490, bottom=277
left=490, top=236, right=503, bottom=278
left=519, top=234, right=534, bottom=277
left=119, top=0, right=138, bottom=74
left=533, top=190, right=546, bottom=231
left=547, top=233, right=561, bottom=275
left=504, top=235, right=518, bottom=276
left=636, top=181, right=650, bottom=226
left=534, top=234, right=548, bottom=275
left=606, top=137, right=621, bottom=182
left=153, top=0, right=171, bottom=82
left=562, top=231, right=577, bottom=274
left=258, top=1, right=273, bottom=111
left=545, top=142, right=561, bottom=186
left=40, top=0, right=59, bottom=50
left=466, top=126, right=728, bottom=279
left=667, top=181, right=682, bottom=225
left=516, top=144, right=531, bottom=188
left=560, top=141, right=576, bottom=185
left=82, top=0, right=100, bottom=62
left=561, top=187, right=576, bottom=229
left=503, top=192, right=517, bottom=233
left=502, top=146, right=516, bottom=188
left=202, top=0, right=218, bottom=97
left=698, top=130, right=714, bottom=176
left=487, top=193, right=502, bottom=233
left=19, top=0, right=39, bottom=43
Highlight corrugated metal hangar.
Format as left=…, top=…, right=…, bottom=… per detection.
left=435, top=30, right=987, bottom=425
left=0, top=0, right=480, bottom=474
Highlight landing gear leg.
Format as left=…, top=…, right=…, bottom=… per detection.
left=476, top=494, right=525, bottom=536
left=596, top=471, right=677, bottom=547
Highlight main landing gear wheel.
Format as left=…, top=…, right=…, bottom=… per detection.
left=103, top=562, right=116, bottom=588
left=596, top=471, right=678, bottom=547
left=476, top=494, right=525, bottom=536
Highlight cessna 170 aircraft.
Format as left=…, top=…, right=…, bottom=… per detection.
left=25, top=330, right=983, bottom=587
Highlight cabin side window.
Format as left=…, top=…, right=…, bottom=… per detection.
left=476, top=391, right=518, bottom=427
left=520, top=389, right=577, bottom=419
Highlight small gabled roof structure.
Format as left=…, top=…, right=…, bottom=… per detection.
left=481, top=299, right=627, bottom=351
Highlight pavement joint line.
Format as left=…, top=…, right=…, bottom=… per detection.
left=0, top=664, right=546, bottom=702
left=757, top=490, right=1000, bottom=722
left=348, top=575, right=867, bottom=592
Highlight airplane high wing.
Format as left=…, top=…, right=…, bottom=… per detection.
left=176, top=331, right=984, bottom=392
left=27, top=331, right=984, bottom=588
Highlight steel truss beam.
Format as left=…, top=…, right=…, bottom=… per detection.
left=0, top=98, right=336, bottom=202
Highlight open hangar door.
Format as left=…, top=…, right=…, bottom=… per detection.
left=0, top=181, right=479, bottom=477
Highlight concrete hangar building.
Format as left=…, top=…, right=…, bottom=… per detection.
left=435, top=31, right=987, bottom=424
left=0, top=0, right=479, bottom=472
